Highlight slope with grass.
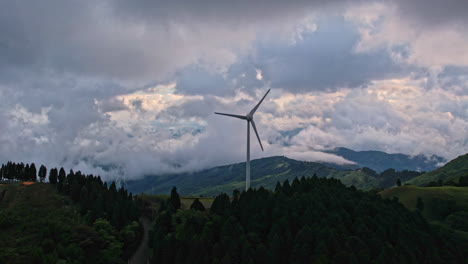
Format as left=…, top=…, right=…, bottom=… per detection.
left=379, top=185, right=468, bottom=220
left=406, top=153, right=468, bottom=186
left=126, top=156, right=382, bottom=196
left=126, top=156, right=339, bottom=196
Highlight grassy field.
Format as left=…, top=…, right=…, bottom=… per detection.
left=379, top=185, right=468, bottom=220
left=180, top=196, right=214, bottom=209
left=407, top=153, right=468, bottom=186
left=136, top=193, right=214, bottom=214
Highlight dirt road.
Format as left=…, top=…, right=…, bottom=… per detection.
left=128, top=217, right=152, bottom=264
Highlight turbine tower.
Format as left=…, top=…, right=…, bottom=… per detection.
left=215, top=89, right=271, bottom=191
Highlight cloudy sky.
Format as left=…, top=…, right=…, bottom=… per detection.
left=1, top=0, right=467, bottom=180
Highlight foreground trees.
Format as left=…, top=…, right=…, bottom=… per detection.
left=0, top=161, right=142, bottom=263
left=150, top=176, right=467, bottom=263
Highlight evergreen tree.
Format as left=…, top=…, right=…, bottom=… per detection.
left=282, top=179, right=291, bottom=195
left=57, top=167, right=66, bottom=192
left=49, top=168, right=58, bottom=184
left=190, top=199, right=206, bottom=211
left=274, top=182, right=282, bottom=193
left=396, top=178, right=402, bottom=187
left=170, top=186, right=181, bottom=211
left=30, top=163, right=37, bottom=181
left=58, top=167, right=66, bottom=182
left=210, top=193, right=231, bottom=216
left=38, top=165, right=47, bottom=182
left=416, top=197, right=424, bottom=211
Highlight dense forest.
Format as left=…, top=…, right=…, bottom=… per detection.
left=0, top=161, right=141, bottom=263
left=150, top=176, right=467, bottom=263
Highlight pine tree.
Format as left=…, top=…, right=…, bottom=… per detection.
left=49, top=168, right=58, bottom=184
left=30, top=163, right=37, bottom=181
left=396, top=178, right=402, bottom=187
left=190, top=198, right=206, bottom=211
left=416, top=197, right=424, bottom=211
left=38, top=165, right=47, bottom=183
left=57, top=167, right=66, bottom=192
left=170, top=186, right=181, bottom=211
left=274, top=182, right=282, bottom=193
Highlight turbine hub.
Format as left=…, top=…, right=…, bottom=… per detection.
left=246, top=114, right=253, bottom=121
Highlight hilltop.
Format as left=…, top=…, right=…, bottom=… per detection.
left=0, top=161, right=142, bottom=264
left=406, top=153, right=468, bottom=186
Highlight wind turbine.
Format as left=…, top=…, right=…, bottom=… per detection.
left=215, top=89, right=271, bottom=191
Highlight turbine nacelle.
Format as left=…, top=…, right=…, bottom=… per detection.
left=214, top=88, right=270, bottom=152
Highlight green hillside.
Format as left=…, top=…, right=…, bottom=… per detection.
left=126, top=156, right=339, bottom=196
left=125, top=156, right=375, bottom=196
left=407, top=153, right=468, bottom=186
left=126, top=156, right=425, bottom=196
left=380, top=185, right=468, bottom=220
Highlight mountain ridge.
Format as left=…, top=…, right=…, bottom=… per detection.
left=325, top=147, right=445, bottom=172
left=125, top=154, right=428, bottom=196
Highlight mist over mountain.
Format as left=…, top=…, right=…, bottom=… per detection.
left=407, top=153, right=468, bottom=186
left=325, top=147, right=445, bottom=172
left=125, top=152, right=431, bottom=196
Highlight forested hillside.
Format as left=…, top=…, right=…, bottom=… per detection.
left=150, top=176, right=467, bottom=263
left=0, top=161, right=141, bottom=264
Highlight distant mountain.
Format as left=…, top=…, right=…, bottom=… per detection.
left=126, top=156, right=336, bottom=196
left=325, top=147, right=445, bottom=172
left=406, top=153, right=468, bottom=186
left=125, top=156, right=422, bottom=196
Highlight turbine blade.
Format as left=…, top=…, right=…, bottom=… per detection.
left=214, top=112, right=247, bottom=120
left=251, top=120, right=263, bottom=151
left=249, top=89, right=271, bottom=116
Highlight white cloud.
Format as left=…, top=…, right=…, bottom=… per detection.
left=0, top=0, right=467, bottom=181
left=346, top=2, right=468, bottom=68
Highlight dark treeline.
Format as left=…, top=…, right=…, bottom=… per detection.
left=0, top=161, right=39, bottom=182
left=0, top=161, right=140, bottom=228
left=425, top=175, right=468, bottom=187
left=150, top=176, right=466, bottom=264
left=54, top=168, right=141, bottom=229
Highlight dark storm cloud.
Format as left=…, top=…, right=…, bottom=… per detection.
left=173, top=16, right=408, bottom=96
left=394, top=0, right=468, bottom=27
left=174, top=65, right=231, bottom=96
left=111, top=0, right=342, bottom=23
left=257, top=17, right=408, bottom=92
left=174, top=58, right=266, bottom=96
